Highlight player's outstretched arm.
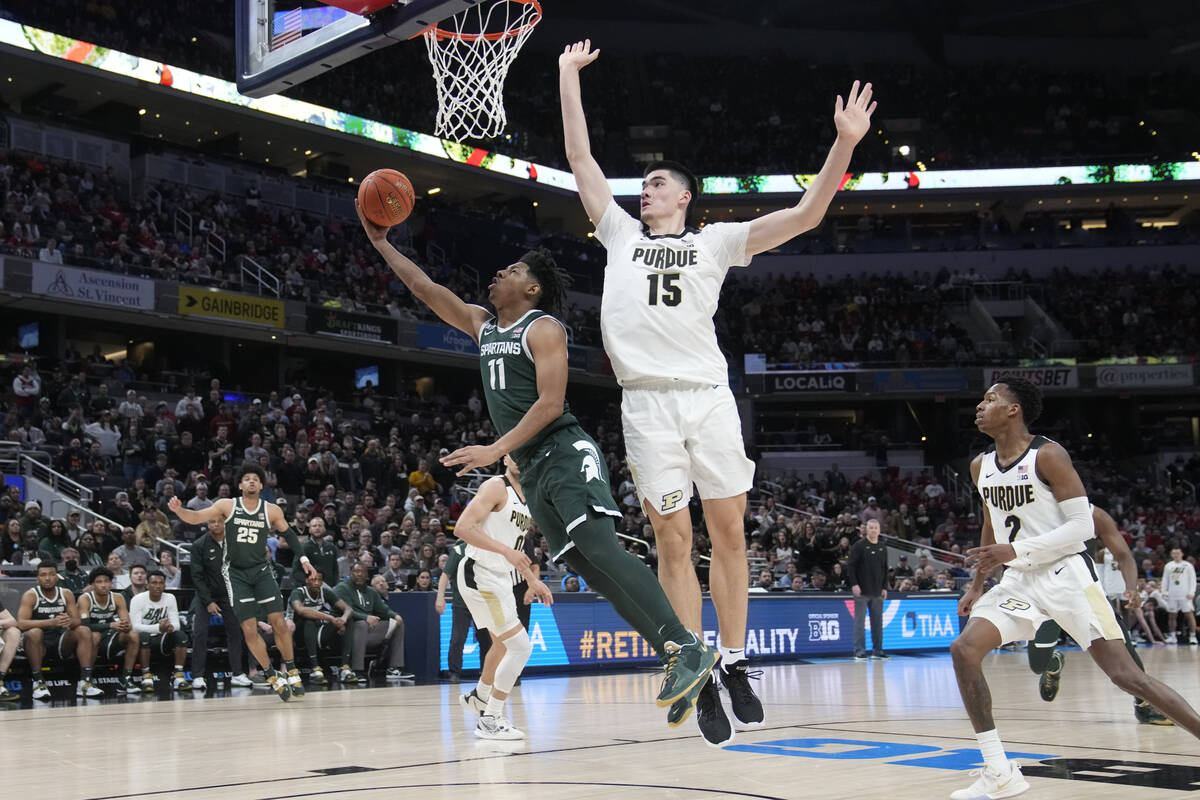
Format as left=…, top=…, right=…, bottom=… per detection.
left=1094, top=508, right=1139, bottom=608
left=745, top=81, right=877, bottom=258
left=442, top=318, right=569, bottom=475
left=559, top=39, right=614, bottom=225
left=168, top=497, right=231, bottom=525
left=356, top=201, right=491, bottom=341
left=268, top=504, right=318, bottom=579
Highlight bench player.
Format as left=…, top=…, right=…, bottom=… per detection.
left=559, top=39, right=876, bottom=744
left=76, top=566, right=139, bottom=696
left=17, top=560, right=85, bottom=701
left=952, top=377, right=1200, bottom=799
left=454, top=455, right=553, bottom=740
left=289, top=569, right=352, bottom=685
left=168, top=464, right=320, bottom=702
left=358, top=204, right=719, bottom=727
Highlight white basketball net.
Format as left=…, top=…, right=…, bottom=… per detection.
left=423, top=0, right=542, bottom=142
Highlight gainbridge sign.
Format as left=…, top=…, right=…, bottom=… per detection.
left=178, top=287, right=285, bottom=329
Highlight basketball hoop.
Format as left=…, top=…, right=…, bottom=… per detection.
left=421, top=0, right=542, bottom=142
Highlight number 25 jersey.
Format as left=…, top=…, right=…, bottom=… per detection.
left=595, top=200, right=751, bottom=388
left=224, top=497, right=272, bottom=570
left=976, top=435, right=1078, bottom=570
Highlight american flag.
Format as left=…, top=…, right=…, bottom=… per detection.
left=272, top=7, right=304, bottom=50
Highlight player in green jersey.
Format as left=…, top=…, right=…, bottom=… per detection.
left=76, top=566, right=139, bottom=696
left=289, top=569, right=352, bottom=685
left=358, top=202, right=719, bottom=727
left=168, top=465, right=319, bottom=702
left=18, top=560, right=86, bottom=701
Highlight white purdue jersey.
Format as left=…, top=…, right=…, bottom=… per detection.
left=1164, top=560, right=1197, bottom=597
left=595, top=200, right=751, bottom=387
left=1099, top=549, right=1126, bottom=597
left=976, top=436, right=1084, bottom=571
left=465, top=478, right=532, bottom=580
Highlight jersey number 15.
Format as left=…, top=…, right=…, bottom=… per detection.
left=647, top=273, right=682, bottom=307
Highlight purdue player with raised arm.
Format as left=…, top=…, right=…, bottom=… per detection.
left=76, top=566, right=139, bottom=696
left=358, top=203, right=719, bottom=728
left=560, top=39, right=876, bottom=745
left=454, top=455, right=553, bottom=740
left=952, top=378, right=1200, bottom=800
left=168, top=465, right=319, bottom=702
left=1030, top=507, right=1173, bottom=725
left=17, top=560, right=86, bottom=701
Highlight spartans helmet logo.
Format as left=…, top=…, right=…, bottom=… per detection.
left=573, top=440, right=603, bottom=483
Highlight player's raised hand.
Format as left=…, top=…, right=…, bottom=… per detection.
left=166, top=496, right=183, bottom=515
left=355, top=199, right=389, bottom=244
left=301, top=559, right=320, bottom=580
left=833, top=80, right=877, bottom=144
left=559, top=39, right=600, bottom=73
left=440, top=443, right=502, bottom=476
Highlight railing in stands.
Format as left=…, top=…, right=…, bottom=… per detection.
left=238, top=254, right=281, bottom=297
left=51, top=495, right=121, bottom=534
left=5, top=445, right=95, bottom=506
left=207, top=229, right=227, bottom=264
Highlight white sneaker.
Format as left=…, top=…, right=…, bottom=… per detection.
left=950, top=762, right=1029, bottom=800
left=32, top=680, right=51, bottom=701
left=77, top=680, right=104, bottom=698
left=475, top=713, right=525, bottom=741
left=230, top=673, right=254, bottom=687
left=1166, top=632, right=1177, bottom=643
left=191, top=677, right=207, bottom=691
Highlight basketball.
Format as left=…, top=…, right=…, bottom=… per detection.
left=358, top=169, right=415, bottom=227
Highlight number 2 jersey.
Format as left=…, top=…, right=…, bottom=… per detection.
left=595, top=200, right=751, bottom=388
left=976, top=435, right=1088, bottom=571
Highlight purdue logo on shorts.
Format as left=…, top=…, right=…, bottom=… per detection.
left=660, top=490, right=684, bottom=512
left=998, top=597, right=1032, bottom=612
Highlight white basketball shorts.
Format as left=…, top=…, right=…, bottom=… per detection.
left=621, top=383, right=755, bottom=514
left=458, top=556, right=519, bottom=633
left=1160, top=594, right=1193, bottom=614
left=970, top=553, right=1123, bottom=648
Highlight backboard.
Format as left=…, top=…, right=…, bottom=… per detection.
left=235, top=0, right=473, bottom=98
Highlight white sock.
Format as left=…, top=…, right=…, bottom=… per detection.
left=476, top=681, right=493, bottom=701
left=484, top=695, right=505, bottom=717
left=719, top=646, right=746, bottom=670
left=976, top=729, right=1009, bottom=774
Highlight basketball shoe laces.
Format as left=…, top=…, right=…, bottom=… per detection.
left=723, top=662, right=763, bottom=707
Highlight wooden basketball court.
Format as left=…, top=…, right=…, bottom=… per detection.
left=4, top=647, right=1199, bottom=800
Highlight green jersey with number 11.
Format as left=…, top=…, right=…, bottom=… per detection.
left=478, top=309, right=577, bottom=465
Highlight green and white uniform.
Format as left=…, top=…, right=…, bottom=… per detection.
left=288, top=585, right=343, bottom=664
left=223, top=497, right=302, bottom=622
left=27, top=586, right=71, bottom=658
left=82, top=590, right=124, bottom=659
left=478, top=309, right=619, bottom=561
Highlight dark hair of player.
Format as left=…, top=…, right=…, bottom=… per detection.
left=520, top=247, right=572, bottom=319
left=37, top=559, right=58, bottom=573
left=643, top=159, right=700, bottom=221
left=89, top=566, right=114, bottom=583
left=237, top=464, right=267, bottom=486
left=146, top=569, right=166, bottom=581
left=994, top=375, right=1043, bottom=426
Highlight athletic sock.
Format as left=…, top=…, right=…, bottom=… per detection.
left=284, top=660, right=296, bottom=672
left=173, top=664, right=183, bottom=672
left=719, top=646, right=746, bottom=669
left=484, top=695, right=505, bottom=717
left=477, top=681, right=493, bottom=701
left=976, top=729, right=1010, bottom=774
left=81, top=667, right=93, bottom=680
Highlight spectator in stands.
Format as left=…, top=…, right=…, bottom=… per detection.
left=174, top=387, right=202, bottom=419
left=333, top=562, right=412, bottom=681
left=57, top=547, right=87, bottom=596
left=413, top=570, right=433, bottom=591
left=38, top=518, right=72, bottom=561
left=1, top=519, right=22, bottom=563
left=113, top=527, right=154, bottom=570
left=117, top=389, right=144, bottom=422
left=20, top=500, right=50, bottom=541
left=158, top=549, right=181, bottom=589
left=77, top=531, right=103, bottom=570
left=135, top=506, right=171, bottom=548
left=750, top=568, right=775, bottom=593
left=12, top=365, right=41, bottom=418
left=859, top=496, right=887, bottom=525
left=121, top=564, right=149, bottom=604
left=893, top=554, right=914, bottom=579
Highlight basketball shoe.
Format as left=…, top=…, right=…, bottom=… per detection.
left=287, top=668, right=305, bottom=699
left=460, top=688, right=488, bottom=713
left=1135, top=700, right=1174, bottom=725
left=475, top=714, right=525, bottom=740
left=721, top=659, right=765, bottom=726
left=950, top=762, right=1029, bottom=800
left=1038, top=651, right=1063, bottom=702
left=267, top=669, right=292, bottom=702
left=656, top=635, right=719, bottom=707
left=309, top=667, right=327, bottom=686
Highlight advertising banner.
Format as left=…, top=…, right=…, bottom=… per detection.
left=762, top=372, right=858, bottom=394
left=32, top=262, right=154, bottom=310
left=440, top=593, right=961, bottom=671
left=983, top=367, right=1077, bottom=390
left=306, top=307, right=398, bottom=344
left=416, top=322, right=479, bottom=355
left=178, top=286, right=284, bottom=328
left=871, top=369, right=969, bottom=393
left=1095, top=364, right=1192, bottom=389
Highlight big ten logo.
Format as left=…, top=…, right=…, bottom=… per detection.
left=808, top=614, right=840, bottom=642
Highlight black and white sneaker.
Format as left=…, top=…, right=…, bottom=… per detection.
left=695, top=676, right=734, bottom=747
left=721, top=659, right=764, bottom=727
left=460, top=688, right=488, bottom=713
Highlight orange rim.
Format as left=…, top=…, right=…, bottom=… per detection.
left=419, top=0, right=541, bottom=42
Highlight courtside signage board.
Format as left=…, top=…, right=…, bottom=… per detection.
left=178, top=286, right=285, bottom=328
left=440, top=593, right=961, bottom=671
left=31, top=262, right=154, bottom=310
left=3, top=20, right=1199, bottom=196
